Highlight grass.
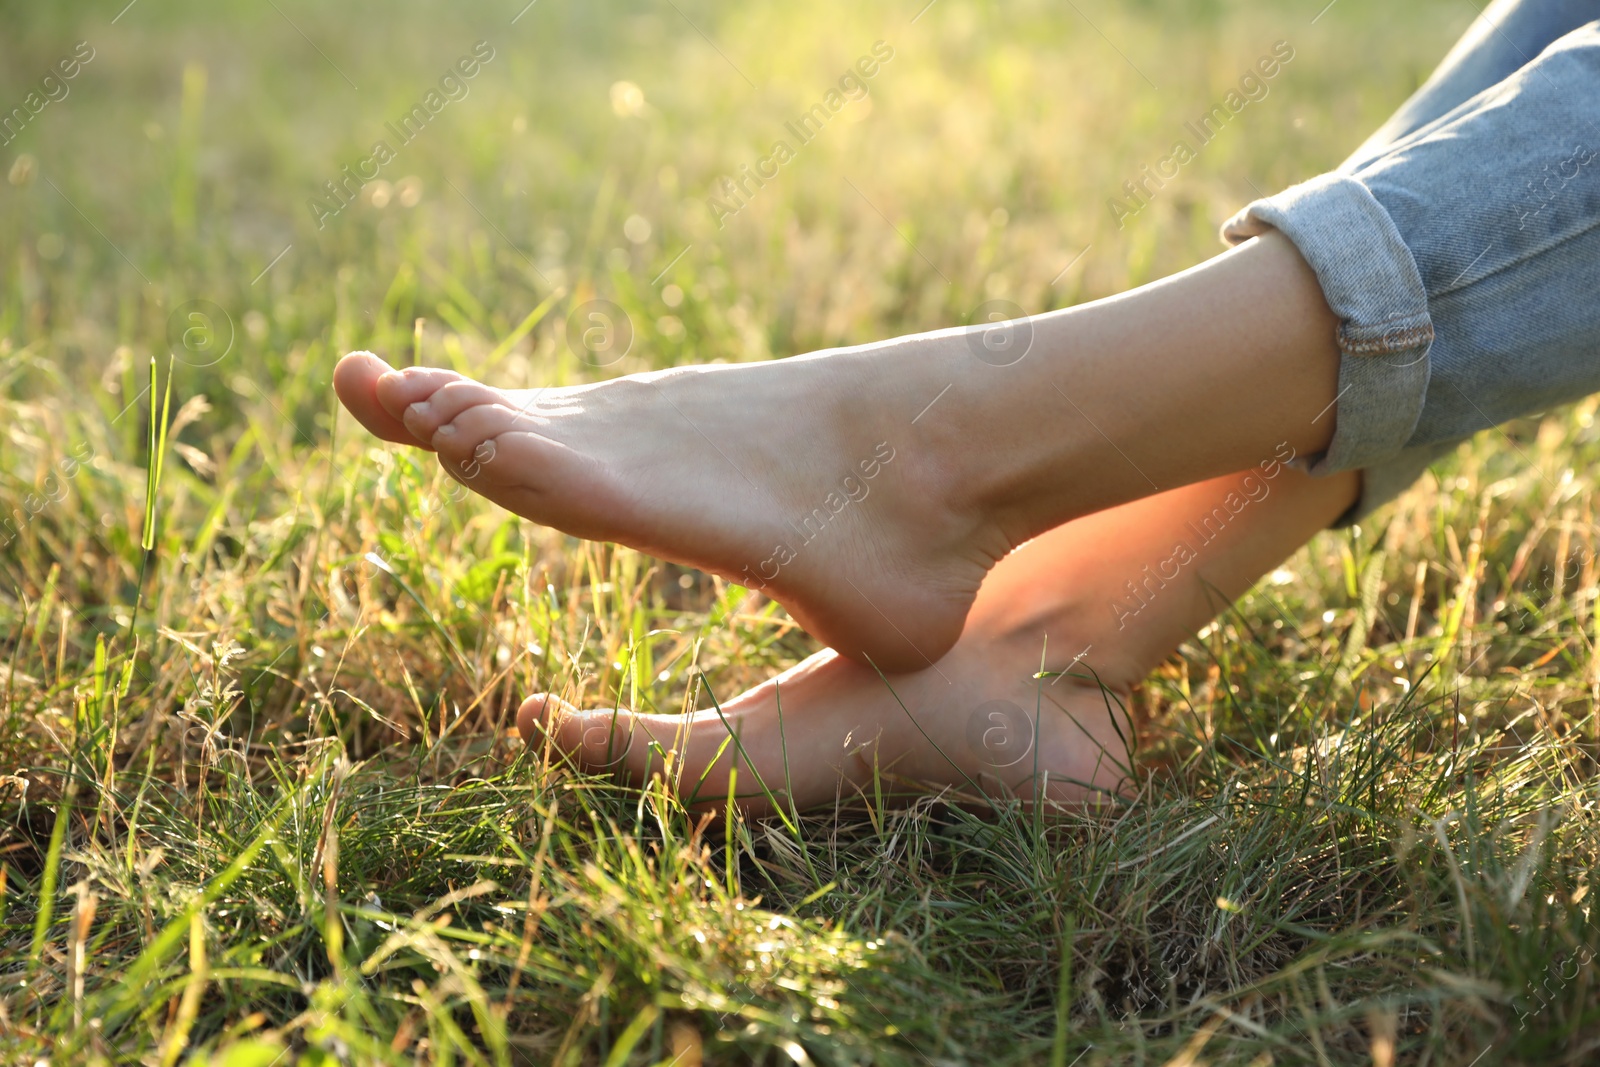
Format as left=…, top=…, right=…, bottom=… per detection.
left=2, top=0, right=1598, bottom=1062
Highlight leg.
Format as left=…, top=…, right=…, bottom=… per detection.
left=336, top=229, right=1342, bottom=673
left=1224, top=17, right=1600, bottom=526
left=520, top=465, right=1359, bottom=814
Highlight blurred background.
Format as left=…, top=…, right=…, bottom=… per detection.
left=3, top=0, right=1460, bottom=385
left=11, top=2, right=1600, bottom=1063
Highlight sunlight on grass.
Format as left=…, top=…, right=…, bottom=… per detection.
left=3, top=0, right=1598, bottom=1063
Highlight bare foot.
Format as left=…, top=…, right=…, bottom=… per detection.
left=516, top=514, right=1148, bottom=815
left=519, top=620, right=1133, bottom=816
left=337, top=237, right=1345, bottom=671
left=335, top=348, right=1013, bottom=672
left=515, top=465, right=1362, bottom=814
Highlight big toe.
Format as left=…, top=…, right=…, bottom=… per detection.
left=518, top=694, right=653, bottom=777
left=517, top=693, right=776, bottom=812
left=334, top=351, right=418, bottom=446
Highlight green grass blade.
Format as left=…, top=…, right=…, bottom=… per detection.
left=28, top=778, right=76, bottom=969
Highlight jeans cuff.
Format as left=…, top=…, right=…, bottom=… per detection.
left=1221, top=172, right=1435, bottom=480
left=1331, top=440, right=1458, bottom=527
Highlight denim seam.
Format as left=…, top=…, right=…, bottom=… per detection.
left=1338, top=321, right=1436, bottom=355
left=1428, top=212, right=1600, bottom=299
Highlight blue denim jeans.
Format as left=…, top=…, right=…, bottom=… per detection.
left=1221, top=0, right=1600, bottom=522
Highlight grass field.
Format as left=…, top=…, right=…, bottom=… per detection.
left=3, top=0, right=1599, bottom=1062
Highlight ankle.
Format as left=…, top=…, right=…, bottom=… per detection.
left=867, top=327, right=1086, bottom=548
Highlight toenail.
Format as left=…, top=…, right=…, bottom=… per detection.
left=582, top=719, right=634, bottom=763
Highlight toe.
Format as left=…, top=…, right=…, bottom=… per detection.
left=373, top=365, right=471, bottom=422
left=417, top=379, right=516, bottom=429
left=517, top=692, right=787, bottom=813
left=518, top=695, right=656, bottom=778
left=516, top=694, right=558, bottom=743
left=430, top=400, right=532, bottom=461
left=334, top=351, right=423, bottom=447
left=396, top=378, right=510, bottom=444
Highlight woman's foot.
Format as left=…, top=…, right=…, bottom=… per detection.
left=517, top=465, right=1361, bottom=814
left=520, top=606, right=1135, bottom=816
left=335, top=347, right=1014, bottom=672
left=337, top=232, right=1344, bottom=671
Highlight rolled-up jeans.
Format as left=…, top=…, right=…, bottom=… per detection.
left=1221, top=0, right=1600, bottom=523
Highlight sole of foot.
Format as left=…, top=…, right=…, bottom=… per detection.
left=334, top=349, right=1016, bottom=672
